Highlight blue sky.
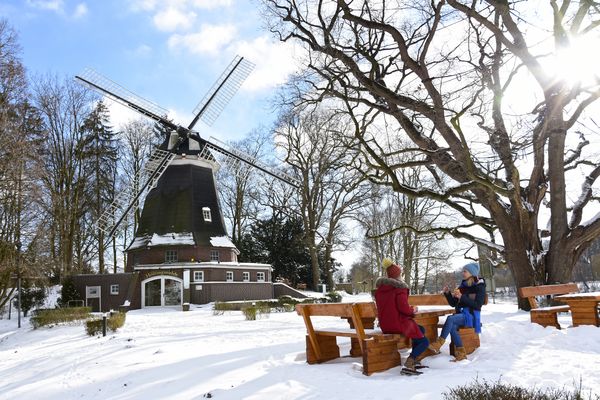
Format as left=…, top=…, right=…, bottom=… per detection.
left=1, top=0, right=298, bottom=141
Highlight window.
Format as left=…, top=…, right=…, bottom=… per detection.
left=210, top=250, right=219, bottom=262
left=202, top=207, right=212, bottom=222
left=257, top=272, right=265, bottom=282
left=193, top=271, right=204, bottom=282
left=165, top=250, right=178, bottom=263
left=110, top=284, right=119, bottom=295
left=243, top=272, right=250, bottom=282
left=226, top=271, right=234, bottom=282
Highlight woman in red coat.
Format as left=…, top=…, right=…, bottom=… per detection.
left=375, top=258, right=430, bottom=375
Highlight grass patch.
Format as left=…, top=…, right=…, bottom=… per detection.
left=443, top=379, right=598, bottom=400
left=30, top=307, right=92, bottom=329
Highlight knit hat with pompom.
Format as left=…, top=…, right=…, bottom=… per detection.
left=382, top=257, right=401, bottom=279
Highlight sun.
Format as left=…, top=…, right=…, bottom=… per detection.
left=551, top=35, right=600, bottom=87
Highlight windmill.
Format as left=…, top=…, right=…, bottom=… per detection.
left=75, top=56, right=299, bottom=268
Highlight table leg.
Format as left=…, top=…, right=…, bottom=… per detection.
left=568, top=300, right=600, bottom=327
left=414, top=315, right=440, bottom=343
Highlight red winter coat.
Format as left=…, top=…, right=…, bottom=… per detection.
left=374, top=277, right=424, bottom=339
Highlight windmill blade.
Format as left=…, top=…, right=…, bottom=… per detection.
left=188, top=56, right=255, bottom=130
left=75, top=68, right=178, bottom=131
left=97, top=149, right=175, bottom=246
left=196, top=135, right=300, bottom=188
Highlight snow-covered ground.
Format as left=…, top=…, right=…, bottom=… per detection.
left=1, top=294, right=599, bottom=400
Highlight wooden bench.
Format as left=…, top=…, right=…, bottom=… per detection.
left=296, top=302, right=406, bottom=375
left=296, top=302, right=460, bottom=375
left=518, top=283, right=579, bottom=329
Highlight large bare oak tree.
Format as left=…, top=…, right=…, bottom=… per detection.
left=263, top=0, right=600, bottom=308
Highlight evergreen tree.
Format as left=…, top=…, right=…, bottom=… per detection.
left=14, top=281, right=46, bottom=316
left=80, top=101, right=118, bottom=274
left=57, top=275, right=82, bottom=307
left=240, top=216, right=313, bottom=286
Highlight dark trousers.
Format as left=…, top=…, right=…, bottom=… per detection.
left=409, top=325, right=429, bottom=359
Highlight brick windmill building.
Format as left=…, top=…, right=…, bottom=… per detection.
left=71, top=57, right=302, bottom=311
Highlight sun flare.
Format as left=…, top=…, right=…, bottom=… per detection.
left=550, top=36, right=600, bottom=87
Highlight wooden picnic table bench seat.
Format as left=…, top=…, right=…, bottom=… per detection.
left=518, top=283, right=579, bottom=329
left=296, top=302, right=457, bottom=375
left=295, top=302, right=404, bottom=375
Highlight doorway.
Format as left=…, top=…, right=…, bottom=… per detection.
left=142, top=276, right=182, bottom=307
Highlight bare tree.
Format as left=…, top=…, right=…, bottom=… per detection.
left=264, top=1, right=600, bottom=309
left=34, top=75, right=94, bottom=279
left=0, top=19, right=45, bottom=308
left=114, top=119, right=156, bottom=270
left=276, top=108, right=369, bottom=289
left=217, top=128, right=270, bottom=244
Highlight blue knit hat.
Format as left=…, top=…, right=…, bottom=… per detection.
left=463, top=262, right=480, bottom=277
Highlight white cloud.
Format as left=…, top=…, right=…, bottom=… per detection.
left=168, top=24, right=237, bottom=55
left=73, top=3, right=88, bottom=19
left=129, top=0, right=231, bottom=13
left=153, top=6, right=197, bottom=32
left=26, top=0, right=64, bottom=11
left=231, top=36, right=300, bottom=92
left=130, top=44, right=153, bottom=57
left=106, top=100, right=144, bottom=130
left=128, top=0, right=159, bottom=12
left=190, top=0, right=232, bottom=9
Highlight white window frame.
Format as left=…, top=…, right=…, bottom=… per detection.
left=226, top=271, right=234, bottom=282
left=257, top=272, right=265, bottom=282
left=210, top=250, right=220, bottom=262
left=165, top=250, right=178, bottom=263
left=110, top=284, right=119, bottom=295
left=242, top=271, right=250, bottom=282
left=193, top=271, right=204, bottom=282
left=202, top=207, right=212, bottom=222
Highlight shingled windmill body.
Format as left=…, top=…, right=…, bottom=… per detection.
left=72, top=57, right=301, bottom=311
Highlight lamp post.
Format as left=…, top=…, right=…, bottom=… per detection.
left=16, top=240, right=21, bottom=329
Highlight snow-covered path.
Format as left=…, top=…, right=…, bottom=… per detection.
left=1, top=295, right=599, bottom=400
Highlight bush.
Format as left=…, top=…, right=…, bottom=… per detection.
left=57, top=276, right=82, bottom=308
left=85, top=311, right=127, bottom=336
left=30, top=307, right=92, bottom=329
left=212, top=297, right=317, bottom=315
left=107, top=311, right=126, bottom=331
left=325, top=291, right=342, bottom=303
left=443, top=379, right=598, bottom=400
left=14, top=283, right=46, bottom=317
left=85, top=319, right=104, bottom=336
left=256, top=302, right=271, bottom=317
left=242, top=306, right=257, bottom=321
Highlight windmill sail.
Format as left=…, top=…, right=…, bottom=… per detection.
left=188, top=56, right=255, bottom=130
left=75, top=68, right=177, bottom=130
left=97, top=149, right=175, bottom=244
left=199, top=136, right=300, bottom=188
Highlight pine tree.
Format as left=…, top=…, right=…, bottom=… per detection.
left=80, top=101, right=118, bottom=274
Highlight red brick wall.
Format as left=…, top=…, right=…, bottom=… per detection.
left=126, top=245, right=237, bottom=271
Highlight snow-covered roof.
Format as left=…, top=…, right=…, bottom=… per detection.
left=128, top=232, right=195, bottom=250
left=209, top=236, right=236, bottom=248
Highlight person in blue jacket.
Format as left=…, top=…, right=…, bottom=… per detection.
left=428, top=262, right=486, bottom=361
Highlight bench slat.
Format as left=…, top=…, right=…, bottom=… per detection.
left=531, top=305, right=570, bottom=313
left=518, top=283, right=578, bottom=298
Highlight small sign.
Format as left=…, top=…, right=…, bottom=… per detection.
left=195, top=285, right=202, bottom=290
left=86, top=286, right=101, bottom=298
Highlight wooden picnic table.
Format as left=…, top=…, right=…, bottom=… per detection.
left=342, top=303, right=455, bottom=354
left=555, top=292, right=600, bottom=327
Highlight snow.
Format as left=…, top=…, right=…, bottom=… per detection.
left=128, top=233, right=195, bottom=250
left=1, top=295, right=599, bottom=399
left=210, top=236, right=236, bottom=248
